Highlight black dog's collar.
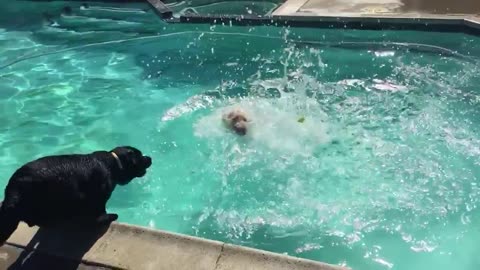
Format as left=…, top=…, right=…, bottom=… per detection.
left=111, top=152, right=123, bottom=170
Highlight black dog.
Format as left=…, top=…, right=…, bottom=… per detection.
left=0, top=146, right=152, bottom=245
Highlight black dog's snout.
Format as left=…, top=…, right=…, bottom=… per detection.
left=143, top=156, right=152, bottom=168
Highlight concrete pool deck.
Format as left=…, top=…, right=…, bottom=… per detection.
left=273, top=0, right=480, bottom=17
left=0, top=222, right=346, bottom=270
left=176, top=0, right=480, bottom=33
left=270, top=0, right=480, bottom=30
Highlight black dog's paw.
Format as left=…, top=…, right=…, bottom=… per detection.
left=96, top=213, right=118, bottom=225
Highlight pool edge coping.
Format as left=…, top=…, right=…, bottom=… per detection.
left=173, top=13, right=480, bottom=35
left=4, top=222, right=346, bottom=270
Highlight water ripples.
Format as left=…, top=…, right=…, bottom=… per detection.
left=1, top=26, right=480, bottom=270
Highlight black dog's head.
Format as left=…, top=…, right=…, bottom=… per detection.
left=111, top=146, right=152, bottom=185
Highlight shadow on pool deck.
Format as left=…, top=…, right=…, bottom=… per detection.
left=3, top=224, right=111, bottom=270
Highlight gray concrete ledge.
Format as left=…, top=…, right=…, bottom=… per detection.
left=1, top=222, right=345, bottom=270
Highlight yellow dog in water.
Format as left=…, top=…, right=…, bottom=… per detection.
left=222, top=109, right=249, bottom=136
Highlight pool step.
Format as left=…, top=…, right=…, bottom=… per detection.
left=41, top=3, right=166, bottom=35
left=29, top=0, right=174, bottom=33
left=73, top=4, right=156, bottom=23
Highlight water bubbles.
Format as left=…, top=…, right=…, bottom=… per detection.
left=402, top=233, right=413, bottom=243
left=411, top=241, right=437, bottom=253
left=295, top=243, right=322, bottom=253
left=148, top=220, right=155, bottom=228
left=346, top=232, right=362, bottom=244
left=460, top=212, right=471, bottom=225
left=374, top=51, right=395, bottom=57
left=373, top=258, right=394, bottom=269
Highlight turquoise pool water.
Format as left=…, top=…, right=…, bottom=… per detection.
left=1, top=15, right=480, bottom=270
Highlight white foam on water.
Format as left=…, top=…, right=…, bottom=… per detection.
left=371, top=79, right=408, bottom=92
left=374, top=51, right=396, bottom=57
left=194, top=97, right=331, bottom=155
left=373, top=258, right=394, bottom=269
left=161, top=94, right=215, bottom=122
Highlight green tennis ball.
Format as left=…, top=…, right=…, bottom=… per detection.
left=297, top=116, right=305, bottom=123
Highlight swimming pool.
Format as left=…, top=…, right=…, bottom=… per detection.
left=1, top=10, right=480, bottom=270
